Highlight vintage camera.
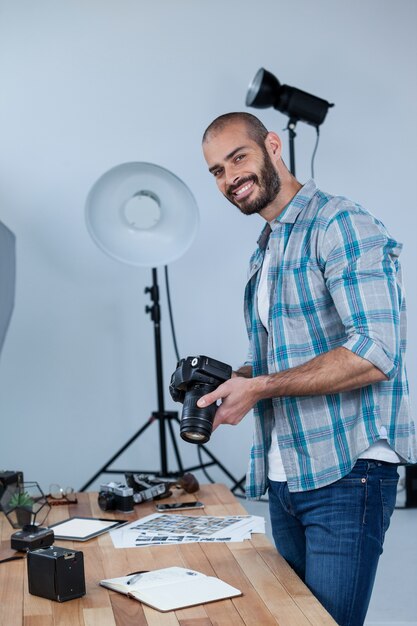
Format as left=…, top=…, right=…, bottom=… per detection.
left=125, top=473, right=171, bottom=503
left=169, top=355, right=232, bottom=444
left=98, top=482, right=134, bottom=512
left=27, top=546, right=85, bottom=602
left=11, top=525, right=55, bottom=552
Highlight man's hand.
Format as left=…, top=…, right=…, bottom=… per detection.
left=197, top=375, right=262, bottom=431
left=195, top=347, right=387, bottom=434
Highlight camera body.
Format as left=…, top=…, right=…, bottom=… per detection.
left=11, top=525, right=54, bottom=551
left=98, top=482, right=134, bottom=512
left=170, top=355, right=232, bottom=444
left=27, top=546, right=85, bottom=602
left=125, top=473, right=171, bottom=503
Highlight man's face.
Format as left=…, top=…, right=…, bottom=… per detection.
left=203, top=122, right=281, bottom=216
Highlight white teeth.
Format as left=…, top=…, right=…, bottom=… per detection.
left=235, top=182, right=253, bottom=196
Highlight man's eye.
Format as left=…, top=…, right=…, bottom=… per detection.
left=235, top=154, right=245, bottom=163
left=213, top=169, right=223, bottom=177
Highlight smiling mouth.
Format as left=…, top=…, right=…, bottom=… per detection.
left=231, top=179, right=255, bottom=201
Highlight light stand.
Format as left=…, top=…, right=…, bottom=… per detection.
left=286, top=118, right=297, bottom=176
left=81, top=162, right=245, bottom=494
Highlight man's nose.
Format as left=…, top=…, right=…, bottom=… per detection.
left=225, top=165, right=240, bottom=187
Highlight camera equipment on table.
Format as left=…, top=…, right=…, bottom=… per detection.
left=27, top=546, right=86, bottom=602
left=97, top=477, right=169, bottom=511
left=169, top=355, right=232, bottom=444
left=11, top=525, right=55, bottom=552
left=125, top=471, right=199, bottom=500
left=125, top=474, right=171, bottom=503
left=98, top=482, right=135, bottom=512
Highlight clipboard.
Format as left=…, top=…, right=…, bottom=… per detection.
left=47, top=516, right=127, bottom=541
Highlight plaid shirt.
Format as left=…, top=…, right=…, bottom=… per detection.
left=244, top=180, right=416, bottom=496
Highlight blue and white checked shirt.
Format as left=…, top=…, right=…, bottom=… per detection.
left=244, top=180, right=416, bottom=496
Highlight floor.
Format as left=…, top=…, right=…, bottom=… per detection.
left=243, top=467, right=417, bottom=626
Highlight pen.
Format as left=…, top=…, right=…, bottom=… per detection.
left=126, top=570, right=148, bottom=585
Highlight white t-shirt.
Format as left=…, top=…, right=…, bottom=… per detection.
left=256, top=233, right=400, bottom=483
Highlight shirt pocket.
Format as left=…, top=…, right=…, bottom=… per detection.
left=269, top=261, right=346, bottom=362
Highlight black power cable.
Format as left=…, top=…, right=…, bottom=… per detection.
left=164, top=266, right=180, bottom=363
left=311, top=126, right=320, bottom=179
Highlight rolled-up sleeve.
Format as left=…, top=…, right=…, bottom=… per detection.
left=321, top=205, right=403, bottom=380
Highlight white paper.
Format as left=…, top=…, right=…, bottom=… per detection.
left=109, top=513, right=265, bottom=548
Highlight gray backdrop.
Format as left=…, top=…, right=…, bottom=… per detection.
left=0, top=0, right=416, bottom=495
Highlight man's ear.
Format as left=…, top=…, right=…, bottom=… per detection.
left=265, top=132, right=282, bottom=161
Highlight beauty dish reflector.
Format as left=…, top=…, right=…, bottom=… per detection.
left=85, top=162, right=199, bottom=267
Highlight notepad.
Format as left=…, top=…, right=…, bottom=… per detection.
left=100, top=566, right=242, bottom=612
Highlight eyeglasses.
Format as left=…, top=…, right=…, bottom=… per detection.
left=48, top=484, right=78, bottom=505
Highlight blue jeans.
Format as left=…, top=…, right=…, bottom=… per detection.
left=268, top=460, right=399, bottom=626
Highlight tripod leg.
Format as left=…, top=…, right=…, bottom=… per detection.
left=79, top=415, right=156, bottom=491
left=166, top=415, right=185, bottom=475
left=195, top=444, right=246, bottom=495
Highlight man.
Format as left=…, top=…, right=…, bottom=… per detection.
left=199, top=112, right=416, bottom=626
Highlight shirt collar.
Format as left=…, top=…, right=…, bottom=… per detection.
left=270, top=179, right=317, bottom=225
left=257, top=223, right=271, bottom=250
left=256, top=179, right=317, bottom=250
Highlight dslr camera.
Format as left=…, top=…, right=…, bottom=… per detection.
left=98, top=482, right=134, bottom=513
left=169, top=355, right=232, bottom=444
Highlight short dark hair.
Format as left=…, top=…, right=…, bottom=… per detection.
left=202, top=112, right=268, bottom=147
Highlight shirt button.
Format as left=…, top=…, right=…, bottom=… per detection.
left=361, top=478, right=366, bottom=484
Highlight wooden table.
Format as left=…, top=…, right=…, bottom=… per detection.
left=0, top=483, right=336, bottom=625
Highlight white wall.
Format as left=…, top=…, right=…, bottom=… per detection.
left=0, top=0, right=416, bottom=495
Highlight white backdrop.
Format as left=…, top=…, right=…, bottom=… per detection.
left=0, top=0, right=416, bottom=495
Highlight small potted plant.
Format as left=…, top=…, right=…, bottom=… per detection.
left=8, top=490, right=35, bottom=526
left=1, top=482, right=50, bottom=529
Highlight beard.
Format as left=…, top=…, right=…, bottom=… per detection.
left=225, top=148, right=281, bottom=215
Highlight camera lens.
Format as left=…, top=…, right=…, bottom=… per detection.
left=180, top=384, right=216, bottom=444
left=97, top=491, right=116, bottom=512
